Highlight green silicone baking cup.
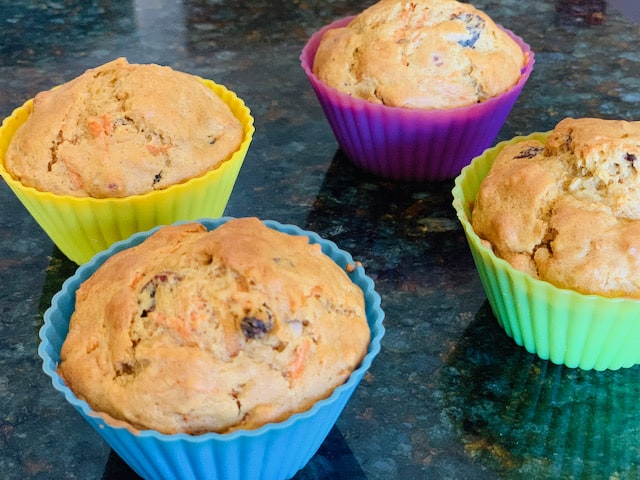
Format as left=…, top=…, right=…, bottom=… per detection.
left=452, top=133, right=640, bottom=371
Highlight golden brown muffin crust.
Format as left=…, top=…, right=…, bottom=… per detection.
left=313, top=0, right=526, bottom=109
left=58, top=218, right=370, bottom=434
left=5, top=58, right=243, bottom=198
left=472, top=117, right=640, bottom=297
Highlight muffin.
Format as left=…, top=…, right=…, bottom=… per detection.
left=472, top=117, right=640, bottom=298
left=58, top=217, right=371, bottom=434
left=312, top=0, right=525, bottom=110
left=300, top=0, right=534, bottom=181
left=40, top=217, right=385, bottom=479
left=452, top=123, right=640, bottom=371
left=0, top=58, right=254, bottom=264
left=5, top=57, right=243, bottom=198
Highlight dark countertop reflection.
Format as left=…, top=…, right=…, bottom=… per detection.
left=2, top=1, right=640, bottom=479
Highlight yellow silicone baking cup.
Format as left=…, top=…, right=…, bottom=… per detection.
left=453, top=133, right=640, bottom=371
left=0, top=78, right=254, bottom=264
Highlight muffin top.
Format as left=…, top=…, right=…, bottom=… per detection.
left=4, top=57, right=243, bottom=198
left=472, top=117, right=640, bottom=298
left=58, top=218, right=370, bottom=434
left=312, top=0, right=526, bottom=110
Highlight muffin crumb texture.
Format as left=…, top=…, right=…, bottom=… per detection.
left=312, top=0, right=526, bottom=109
left=472, top=117, right=640, bottom=298
left=4, top=57, right=243, bottom=197
left=58, top=218, right=370, bottom=434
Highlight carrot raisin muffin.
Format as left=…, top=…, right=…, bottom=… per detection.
left=58, top=217, right=370, bottom=434
left=312, top=0, right=526, bottom=110
left=472, top=117, right=640, bottom=298
left=4, top=57, right=243, bottom=198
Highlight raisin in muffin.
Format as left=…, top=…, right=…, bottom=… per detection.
left=58, top=217, right=370, bottom=434
left=472, top=117, right=640, bottom=298
left=312, top=0, right=526, bottom=110
left=4, top=57, right=243, bottom=198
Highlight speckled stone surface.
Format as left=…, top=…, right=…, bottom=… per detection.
left=1, top=1, right=640, bottom=479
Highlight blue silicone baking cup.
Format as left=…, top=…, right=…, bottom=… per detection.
left=39, top=217, right=385, bottom=480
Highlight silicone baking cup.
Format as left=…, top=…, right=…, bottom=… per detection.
left=300, top=16, right=534, bottom=182
left=453, top=133, right=640, bottom=371
left=0, top=79, right=254, bottom=265
left=39, top=217, right=385, bottom=480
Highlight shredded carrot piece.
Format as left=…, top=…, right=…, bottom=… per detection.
left=87, top=120, right=103, bottom=138
left=60, top=159, right=83, bottom=189
left=87, top=114, right=112, bottom=138
left=310, top=285, right=323, bottom=297
left=155, top=313, right=191, bottom=340
left=101, top=114, right=112, bottom=136
left=130, top=273, right=145, bottom=289
left=146, top=144, right=173, bottom=156
left=288, top=338, right=312, bottom=384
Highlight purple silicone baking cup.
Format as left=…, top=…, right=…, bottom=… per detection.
left=300, top=16, right=535, bottom=182
left=39, top=217, right=385, bottom=480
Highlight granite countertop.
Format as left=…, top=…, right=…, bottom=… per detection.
left=2, top=1, right=640, bottom=478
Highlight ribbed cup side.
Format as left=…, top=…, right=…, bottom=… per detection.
left=301, top=17, right=534, bottom=182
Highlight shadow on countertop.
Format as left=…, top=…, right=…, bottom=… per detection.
left=101, top=426, right=367, bottom=480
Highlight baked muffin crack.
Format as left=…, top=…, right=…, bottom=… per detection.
left=47, top=129, right=65, bottom=172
